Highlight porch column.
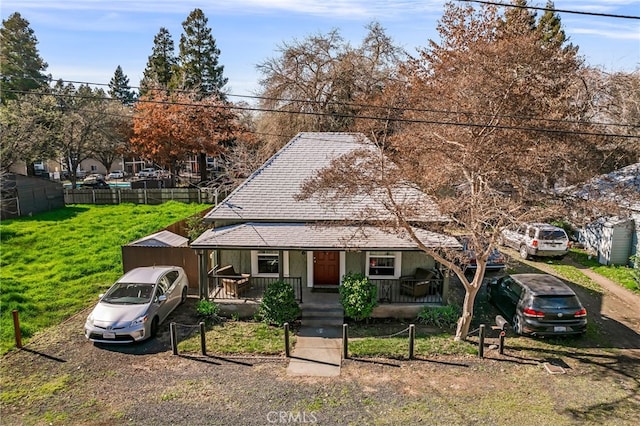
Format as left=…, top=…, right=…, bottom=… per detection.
left=196, top=249, right=208, bottom=299
left=278, top=250, right=284, bottom=280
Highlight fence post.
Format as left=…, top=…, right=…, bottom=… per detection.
left=284, top=322, right=290, bottom=358
left=478, top=324, right=485, bottom=358
left=200, top=322, right=207, bottom=356
left=409, top=324, right=415, bottom=360
left=170, top=322, right=178, bottom=355
left=342, top=323, right=349, bottom=360
left=12, top=310, right=22, bottom=348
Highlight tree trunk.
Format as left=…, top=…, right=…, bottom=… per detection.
left=454, top=278, right=482, bottom=341
left=198, top=152, right=207, bottom=182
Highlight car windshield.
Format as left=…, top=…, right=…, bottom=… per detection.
left=539, top=230, right=567, bottom=240
left=532, top=295, right=581, bottom=310
left=102, top=282, right=154, bottom=304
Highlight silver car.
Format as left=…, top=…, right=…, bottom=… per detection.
left=85, top=266, right=189, bottom=343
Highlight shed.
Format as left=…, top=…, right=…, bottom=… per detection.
left=580, top=217, right=635, bottom=266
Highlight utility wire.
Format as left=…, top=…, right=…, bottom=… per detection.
left=458, top=0, right=640, bottom=20
left=6, top=88, right=639, bottom=140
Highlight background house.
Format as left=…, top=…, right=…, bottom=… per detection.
left=573, top=163, right=640, bottom=266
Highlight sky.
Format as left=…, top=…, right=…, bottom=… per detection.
left=2, top=0, right=639, bottom=102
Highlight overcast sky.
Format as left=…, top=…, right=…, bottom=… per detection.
left=2, top=0, right=639, bottom=100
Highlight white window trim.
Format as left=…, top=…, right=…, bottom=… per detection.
left=365, top=251, right=402, bottom=279
left=251, top=250, right=289, bottom=277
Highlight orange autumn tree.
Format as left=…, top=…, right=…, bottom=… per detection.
left=131, top=88, right=238, bottom=178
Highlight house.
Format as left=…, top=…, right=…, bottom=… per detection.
left=573, top=163, right=640, bottom=266
left=190, top=132, right=461, bottom=315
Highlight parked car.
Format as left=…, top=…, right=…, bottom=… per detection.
left=487, top=273, right=587, bottom=336
left=499, top=223, right=569, bottom=260
left=459, top=237, right=506, bottom=271
left=80, top=177, right=110, bottom=189
left=84, top=266, right=189, bottom=344
left=137, top=168, right=158, bottom=178
left=106, top=170, right=124, bottom=180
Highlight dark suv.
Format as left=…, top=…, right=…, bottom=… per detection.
left=487, top=273, right=587, bottom=336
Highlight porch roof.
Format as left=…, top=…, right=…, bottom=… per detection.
left=190, top=222, right=462, bottom=251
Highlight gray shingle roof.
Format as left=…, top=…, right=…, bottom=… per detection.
left=128, top=230, right=189, bottom=247
left=191, top=222, right=461, bottom=250
left=205, top=132, right=446, bottom=223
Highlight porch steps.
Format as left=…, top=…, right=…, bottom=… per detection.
left=301, top=302, right=344, bottom=329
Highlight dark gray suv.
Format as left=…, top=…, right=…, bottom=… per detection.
left=487, top=273, right=587, bottom=336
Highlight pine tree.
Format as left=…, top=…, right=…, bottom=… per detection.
left=175, top=8, right=227, bottom=98
left=139, top=27, right=177, bottom=96
left=537, top=1, right=575, bottom=52
left=108, top=65, right=135, bottom=105
left=0, top=12, right=49, bottom=103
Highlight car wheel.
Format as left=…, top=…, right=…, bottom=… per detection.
left=181, top=286, right=188, bottom=304
left=512, top=315, right=522, bottom=335
left=150, top=317, right=159, bottom=337
left=519, top=245, right=529, bottom=260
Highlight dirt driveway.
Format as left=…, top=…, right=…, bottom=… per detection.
left=1, top=258, right=639, bottom=425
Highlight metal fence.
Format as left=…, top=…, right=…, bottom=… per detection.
left=64, top=188, right=213, bottom=205
left=370, top=278, right=444, bottom=304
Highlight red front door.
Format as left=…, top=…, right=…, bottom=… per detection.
left=313, top=251, right=340, bottom=285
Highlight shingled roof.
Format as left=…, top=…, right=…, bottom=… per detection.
left=204, top=132, right=446, bottom=224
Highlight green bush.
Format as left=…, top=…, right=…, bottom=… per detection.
left=258, top=280, right=301, bottom=326
left=196, top=299, right=220, bottom=322
left=417, top=304, right=461, bottom=329
left=339, top=272, right=377, bottom=321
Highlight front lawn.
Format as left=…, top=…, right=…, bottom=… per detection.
left=0, top=202, right=211, bottom=353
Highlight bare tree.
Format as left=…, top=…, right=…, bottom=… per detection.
left=299, top=2, right=624, bottom=340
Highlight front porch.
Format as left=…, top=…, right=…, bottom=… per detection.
left=206, top=272, right=445, bottom=305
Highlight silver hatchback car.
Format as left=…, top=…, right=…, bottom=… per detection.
left=85, top=266, right=189, bottom=343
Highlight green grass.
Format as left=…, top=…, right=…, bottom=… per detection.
left=0, top=202, right=211, bottom=353
left=177, top=320, right=291, bottom=355
left=568, top=250, right=639, bottom=293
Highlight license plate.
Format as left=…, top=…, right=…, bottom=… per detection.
left=553, top=326, right=567, bottom=332
left=103, top=332, right=116, bottom=339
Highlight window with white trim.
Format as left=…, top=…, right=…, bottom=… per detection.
left=251, top=250, right=289, bottom=277
left=366, top=251, right=401, bottom=278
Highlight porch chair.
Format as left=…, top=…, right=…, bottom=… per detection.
left=216, top=265, right=251, bottom=297
left=400, top=267, right=438, bottom=298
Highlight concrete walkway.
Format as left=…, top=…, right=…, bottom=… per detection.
left=286, top=291, right=344, bottom=377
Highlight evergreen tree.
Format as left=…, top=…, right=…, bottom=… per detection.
left=537, top=1, right=575, bottom=52
left=108, top=65, right=135, bottom=105
left=175, top=8, right=227, bottom=98
left=139, top=27, right=177, bottom=96
left=0, top=12, right=49, bottom=103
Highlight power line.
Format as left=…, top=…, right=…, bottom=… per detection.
left=458, top=0, right=640, bottom=20
left=7, top=87, right=639, bottom=140
left=10, top=75, right=640, bottom=132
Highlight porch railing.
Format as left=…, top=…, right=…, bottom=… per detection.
left=370, top=277, right=443, bottom=304
left=208, top=275, right=303, bottom=303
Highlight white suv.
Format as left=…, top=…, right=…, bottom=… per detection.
left=500, top=223, right=570, bottom=260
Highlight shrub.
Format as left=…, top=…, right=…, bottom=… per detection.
left=417, top=304, right=461, bottom=329
left=196, top=299, right=220, bottom=322
left=258, top=280, right=301, bottom=326
left=339, top=272, right=377, bottom=321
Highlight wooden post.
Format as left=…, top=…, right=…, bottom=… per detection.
left=499, top=330, right=506, bottom=355
left=409, top=324, right=415, bottom=360
left=170, top=322, right=178, bottom=355
left=12, top=310, right=22, bottom=348
left=284, top=323, right=290, bottom=358
left=478, top=324, right=485, bottom=358
left=342, top=323, right=349, bottom=360
left=200, top=322, right=207, bottom=356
